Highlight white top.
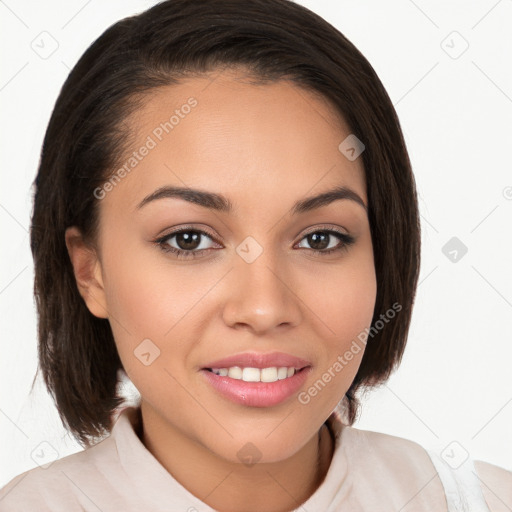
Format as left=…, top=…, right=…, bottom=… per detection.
left=1, top=406, right=511, bottom=511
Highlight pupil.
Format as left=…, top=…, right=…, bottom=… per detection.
left=177, top=231, right=200, bottom=250
left=309, top=232, right=329, bottom=250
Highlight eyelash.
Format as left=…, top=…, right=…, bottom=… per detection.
left=154, top=226, right=355, bottom=260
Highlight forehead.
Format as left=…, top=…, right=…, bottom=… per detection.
left=102, top=70, right=367, bottom=215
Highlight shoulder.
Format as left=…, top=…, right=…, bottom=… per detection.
left=342, top=424, right=438, bottom=470
left=0, top=434, right=116, bottom=512
left=341, top=425, right=512, bottom=512
left=339, top=425, right=448, bottom=509
left=473, top=459, right=512, bottom=512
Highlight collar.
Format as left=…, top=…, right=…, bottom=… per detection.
left=110, top=405, right=352, bottom=511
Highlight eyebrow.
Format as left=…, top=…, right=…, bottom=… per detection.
left=136, top=184, right=367, bottom=214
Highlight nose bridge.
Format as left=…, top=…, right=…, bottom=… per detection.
left=221, top=235, right=302, bottom=333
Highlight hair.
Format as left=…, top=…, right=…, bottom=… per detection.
left=29, top=0, right=421, bottom=447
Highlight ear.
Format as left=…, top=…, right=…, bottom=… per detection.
left=65, top=226, right=109, bottom=319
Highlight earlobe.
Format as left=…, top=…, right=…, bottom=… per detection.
left=64, top=226, right=109, bottom=319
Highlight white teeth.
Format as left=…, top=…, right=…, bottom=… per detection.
left=242, top=367, right=260, bottom=382
left=211, top=366, right=297, bottom=383
left=228, top=367, right=243, bottom=379
left=277, top=367, right=288, bottom=380
left=261, top=367, right=278, bottom=382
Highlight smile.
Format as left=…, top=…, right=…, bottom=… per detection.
left=201, top=366, right=312, bottom=407
left=208, top=366, right=296, bottom=382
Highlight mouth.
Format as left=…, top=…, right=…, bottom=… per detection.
left=203, top=365, right=308, bottom=383
left=200, top=365, right=312, bottom=407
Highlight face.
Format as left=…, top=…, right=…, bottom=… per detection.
left=68, top=69, right=377, bottom=464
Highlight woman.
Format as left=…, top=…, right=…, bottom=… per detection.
left=1, top=0, right=510, bottom=510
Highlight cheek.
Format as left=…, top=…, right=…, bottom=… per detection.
left=304, top=243, right=376, bottom=387
left=101, top=236, right=205, bottom=333
left=301, top=261, right=376, bottom=412
left=329, top=267, right=377, bottom=338
left=305, top=243, right=377, bottom=345
left=99, top=242, right=187, bottom=365
left=100, top=243, right=228, bottom=389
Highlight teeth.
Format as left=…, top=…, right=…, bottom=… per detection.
left=261, top=367, right=278, bottom=382
left=211, top=366, right=297, bottom=383
left=228, top=367, right=243, bottom=379
left=277, top=367, right=288, bottom=380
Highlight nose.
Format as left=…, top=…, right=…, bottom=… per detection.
left=221, top=245, right=303, bottom=335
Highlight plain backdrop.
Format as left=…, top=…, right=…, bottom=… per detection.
left=1, top=0, right=511, bottom=488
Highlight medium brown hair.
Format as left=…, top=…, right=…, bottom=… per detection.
left=30, top=0, right=421, bottom=447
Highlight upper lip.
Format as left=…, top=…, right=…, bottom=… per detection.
left=202, top=351, right=312, bottom=370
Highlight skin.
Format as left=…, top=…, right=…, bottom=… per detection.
left=65, top=68, right=377, bottom=512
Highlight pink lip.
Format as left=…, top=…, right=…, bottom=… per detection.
left=201, top=366, right=313, bottom=407
left=202, top=351, right=312, bottom=370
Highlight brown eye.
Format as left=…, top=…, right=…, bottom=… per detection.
left=156, top=228, right=219, bottom=259
left=297, top=229, right=355, bottom=255
left=173, top=231, right=202, bottom=251
left=304, top=232, right=330, bottom=250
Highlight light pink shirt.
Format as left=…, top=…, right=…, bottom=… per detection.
left=1, top=406, right=511, bottom=511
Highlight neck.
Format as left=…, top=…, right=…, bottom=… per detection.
left=138, top=403, right=334, bottom=512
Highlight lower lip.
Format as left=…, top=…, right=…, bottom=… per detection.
left=200, top=367, right=312, bottom=407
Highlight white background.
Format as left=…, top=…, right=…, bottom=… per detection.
left=1, top=0, right=511, bottom=488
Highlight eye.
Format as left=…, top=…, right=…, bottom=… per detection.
left=155, top=227, right=219, bottom=260
left=154, top=225, right=355, bottom=260
left=296, top=228, right=355, bottom=255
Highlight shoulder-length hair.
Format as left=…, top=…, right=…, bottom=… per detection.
left=30, top=0, right=420, bottom=447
